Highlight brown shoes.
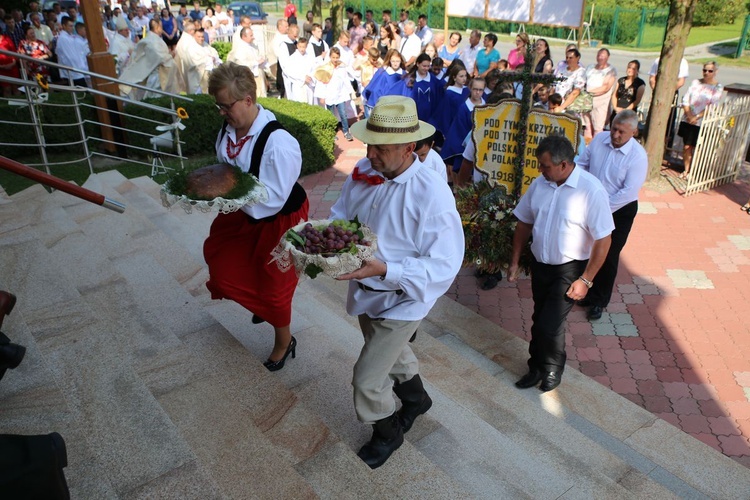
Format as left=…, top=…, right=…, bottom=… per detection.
left=0, top=291, right=17, bottom=330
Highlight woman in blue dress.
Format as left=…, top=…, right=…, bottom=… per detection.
left=430, top=64, right=469, bottom=143
left=387, top=53, right=443, bottom=123
left=441, top=77, right=486, bottom=176
left=362, top=48, right=405, bottom=114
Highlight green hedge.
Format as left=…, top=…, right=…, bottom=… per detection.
left=126, top=94, right=338, bottom=175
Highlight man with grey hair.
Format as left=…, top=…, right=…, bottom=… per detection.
left=332, top=96, right=464, bottom=469
left=459, top=29, right=482, bottom=76
left=574, top=109, right=647, bottom=320
left=508, top=135, right=614, bottom=392
left=398, top=20, right=421, bottom=68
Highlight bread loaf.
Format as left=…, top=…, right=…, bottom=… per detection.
left=185, top=163, right=238, bottom=198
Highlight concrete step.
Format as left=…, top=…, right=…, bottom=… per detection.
left=1, top=173, right=748, bottom=498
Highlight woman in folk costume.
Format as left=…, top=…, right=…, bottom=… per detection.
left=440, top=77, right=485, bottom=176
left=204, top=63, right=309, bottom=371
left=387, top=53, right=443, bottom=123
left=362, top=48, right=405, bottom=116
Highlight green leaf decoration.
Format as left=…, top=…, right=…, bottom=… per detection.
left=304, top=263, right=324, bottom=279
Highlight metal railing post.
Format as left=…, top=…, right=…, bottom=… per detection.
left=17, top=61, right=51, bottom=175
left=636, top=7, right=647, bottom=48
left=736, top=14, right=750, bottom=59
left=70, top=88, right=94, bottom=175
left=610, top=6, right=620, bottom=45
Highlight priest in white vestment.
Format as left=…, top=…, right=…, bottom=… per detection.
left=226, top=26, right=267, bottom=98
left=284, top=38, right=316, bottom=104
left=174, top=20, right=209, bottom=94
left=109, top=16, right=135, bottom=76
left=119, top=18, right=179, bottom=100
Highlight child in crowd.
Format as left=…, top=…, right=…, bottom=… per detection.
left=415, top=133, right=448, bottom=182
left=431, top=57, right=445, bottom=80
left=533, top=85, right=551, bottom=110
left=431, top=64, right=469, bottom=145
left=286, top=38, right=316, bottom=104
left=441, top=77, right=486, bottom=182
left=549, top=92, right=563, bottom=113
left=322, top=47, right=354, bottom=141
left=497, top=59, right=509, bottom=71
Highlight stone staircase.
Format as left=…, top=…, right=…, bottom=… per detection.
left=1, top=171, right=749, bottom=498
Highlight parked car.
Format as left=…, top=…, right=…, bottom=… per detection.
left=227, top=1, right=268, bottom=25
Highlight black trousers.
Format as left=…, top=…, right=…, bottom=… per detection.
left=588, top=200, right=638, bottom=308
left=275, top=63, right=285, bottom=98
left=529, top=259, right=586, bottom=373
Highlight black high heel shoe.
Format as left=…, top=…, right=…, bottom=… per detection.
left=251, top=314, right=266, bottom=324
left=263, top=336, right=296, bottom=372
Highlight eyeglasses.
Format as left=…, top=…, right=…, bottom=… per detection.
left=215, top=99, right=242, bottom=112
left=702, top=69, right=714, bottom=73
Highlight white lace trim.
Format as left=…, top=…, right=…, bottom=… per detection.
left=159, top=178, right=269, bottom=214
left=270, top=219, right=379, bottom=279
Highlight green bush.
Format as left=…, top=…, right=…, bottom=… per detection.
left=212, top=41, right=232, bottom=62
left=126, top=94, right=338, bottom=175
left=591, top=8, right=640, bottom=45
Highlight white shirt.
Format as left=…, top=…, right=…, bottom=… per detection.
left=333, top=42, right=354, bottom=69
left=459, top=43, right=481, bottom=75
left=330, top=156, right=464, bottom=321
left=132, top=14, right=150, bottom=33
left=324, top=64, right=352, bottom=105
left=399, top=33, right=422, bottom=64
left=649, top=57, right=689, bottom=79
left=55, top=30, right=89, bottom=80
left=215, top=105, right=302, bottom=219
left=576, top=133, right=648, bottom=212
left=420, top=147, right=447, bottom=182
left=461, top=140, right=485, bottom=184
left=513, top=166, right=614, bottom=265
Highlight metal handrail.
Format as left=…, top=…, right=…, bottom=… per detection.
left=0, top=48, right=192, bottom=103
left=0, top=47, right=192, bottom=178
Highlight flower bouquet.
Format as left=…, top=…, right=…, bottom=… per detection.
left=454, top=180, right=533, bottom=275
left=160, top=163, right=268, bottom=214
left=271, top=218, right=378, bottom=279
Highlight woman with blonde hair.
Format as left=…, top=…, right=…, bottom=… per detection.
left=204, top=62, right=309, bottom=371
left=508, top=32, right=529, bottom=70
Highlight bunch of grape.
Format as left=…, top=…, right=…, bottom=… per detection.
left=291, top=220, right=371, bottom=255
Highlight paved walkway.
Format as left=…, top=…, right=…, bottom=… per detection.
left=298, top=129, right=750, bottom=469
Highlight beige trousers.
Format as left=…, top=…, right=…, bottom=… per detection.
left=353, top=315, right=421, bottom=424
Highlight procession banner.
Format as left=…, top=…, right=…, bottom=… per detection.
left=446, top=0, right=585, bottom=28
left=471, top=100, right=581, bottom=195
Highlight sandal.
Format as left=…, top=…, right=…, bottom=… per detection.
left=741, top=204, right=750, bottom=213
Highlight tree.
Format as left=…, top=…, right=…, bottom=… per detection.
left=330, top=0, right=344, bottom=40
left=644, top=0, right=699, bottom=180
left=312, top=0, right=322, bottom=24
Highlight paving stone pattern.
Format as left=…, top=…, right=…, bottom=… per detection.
left=301, top=133, right=750, bottom=469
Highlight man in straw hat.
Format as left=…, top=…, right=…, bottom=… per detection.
left=331, top=96, right=465, bottom=469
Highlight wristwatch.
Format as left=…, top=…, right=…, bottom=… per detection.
left=579, top=276, right=593, bottom=288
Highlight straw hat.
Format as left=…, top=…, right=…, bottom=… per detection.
left=349, top=96, right=435, bottom=145
left=313, top=66, right=332, bottom=84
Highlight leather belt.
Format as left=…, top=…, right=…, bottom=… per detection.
left=357, top=283, right=403, bottom=295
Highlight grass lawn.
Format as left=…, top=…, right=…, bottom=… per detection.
left=610, top=23, right=743, bottom=50
left=693, top=53, right=750, bottom=68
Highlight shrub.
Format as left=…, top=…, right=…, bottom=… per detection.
left=212, top=41, right=232, bottom=62
left=126, top=94, right=338, bottom=175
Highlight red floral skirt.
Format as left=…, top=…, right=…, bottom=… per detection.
left=203, top=200, right=309, bottom=327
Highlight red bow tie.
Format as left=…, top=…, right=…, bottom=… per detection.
left=352, top=167, right=385, bottom=185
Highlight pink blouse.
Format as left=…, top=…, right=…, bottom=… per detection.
left=508, top=49, right=524, bottom=70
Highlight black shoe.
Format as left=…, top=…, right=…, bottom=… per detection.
left=393, top=375, right=432, bottom=433
left=480, top=272, right=502, bottom=290
left=252, top=314, right=266, bottom=324
left=515, top=369, right=543, bottom=389
left=357, top=414, right=404, bottom=469
left=539, top=371, right=562, bottom=392
left=587, top=306, right=603, bottom=320
left=263, top=337, right=296, bottom=372
left=0, top=342, right=26, bottom=370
